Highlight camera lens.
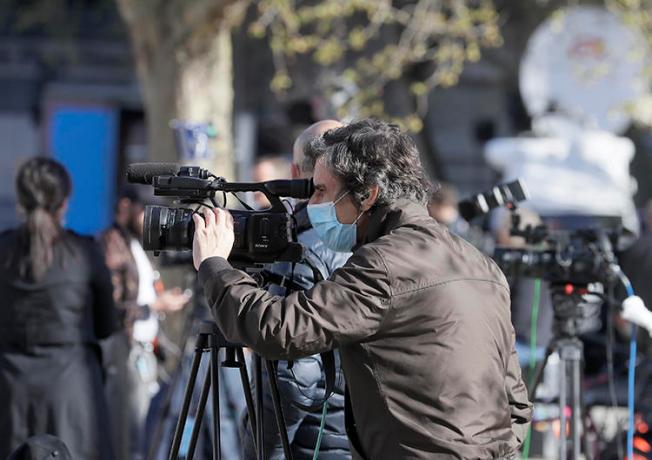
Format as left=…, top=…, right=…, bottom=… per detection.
left=143, top=206, right=195, bottom=251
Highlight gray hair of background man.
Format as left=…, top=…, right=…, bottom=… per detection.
left=291, top=119, right=342, bottom=179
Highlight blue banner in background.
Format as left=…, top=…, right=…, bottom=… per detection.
left=50, top=106, right=118, bottom=236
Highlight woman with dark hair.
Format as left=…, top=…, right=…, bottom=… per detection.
left=0, top=158, right=117, bottom=459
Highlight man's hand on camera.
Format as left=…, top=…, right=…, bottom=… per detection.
left=192, top=207, right=235, bottom=271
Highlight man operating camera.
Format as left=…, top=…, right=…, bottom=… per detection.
left=192, top=119, right=532, bottom=459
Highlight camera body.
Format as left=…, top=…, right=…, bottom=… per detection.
left=493, top=215, right=624, bottom=336
left=494, top=231, right=613, bottom=285
left=127, top=163, right=313, bottom=265
left=493, top=215, right=622, bottom=286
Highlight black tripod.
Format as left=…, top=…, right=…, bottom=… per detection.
left=165, top=320, right=294, bottom=460
left=528, top=284, right=603, bottom=460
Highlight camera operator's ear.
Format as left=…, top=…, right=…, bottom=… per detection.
left=290, top=162, right=301, bottom=179
left=361, top=185, right=380, bottom=212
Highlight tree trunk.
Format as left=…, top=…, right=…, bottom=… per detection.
left=115, top=0, right=244, bottom=179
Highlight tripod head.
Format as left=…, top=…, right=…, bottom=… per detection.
left=549, top=283, right=603, bottom=338
left=196, top=321, right=243, bottom=368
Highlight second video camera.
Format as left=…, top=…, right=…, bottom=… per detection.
left=493, top=214, right=623, bottom=286
left=127, top=162, right=313, bottom=265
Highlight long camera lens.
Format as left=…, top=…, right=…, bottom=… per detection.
left=142, top=204, right=301, bottom=263
left=143, top=206, right=195, bottom=251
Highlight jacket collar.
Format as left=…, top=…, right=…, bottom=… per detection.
left=361, top=199, right=429, bottom=246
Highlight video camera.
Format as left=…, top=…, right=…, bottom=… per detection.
left=126, top=162, right=313, bottom=265
left=458, top=179, right=529, bottom=222
left=493, top=214, right=623, bottom=286
left=456, top=179, right=623, bottom=286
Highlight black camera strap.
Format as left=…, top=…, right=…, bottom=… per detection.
left=291, top=350, right=337, bottom=413
left=260, top=265, right=337, bottom=412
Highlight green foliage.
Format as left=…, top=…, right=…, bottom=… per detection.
left=603, top=0, right=652, bottom=126
left=251, top=0, right=503, bottom=131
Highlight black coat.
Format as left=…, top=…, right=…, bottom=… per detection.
left=0, top=229, right=118, bottom=460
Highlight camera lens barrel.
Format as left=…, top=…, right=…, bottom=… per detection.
left=142, top=205, right=303, bottom=263
left=143, top=205, right=195, bottom=251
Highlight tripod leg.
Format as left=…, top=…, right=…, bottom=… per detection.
left=582, top=409, right=593, bottom=460
left=254, top=355, right=265, bottom=460
left=265, top=360, right=294, bottom=460
left=168, top=334, right=207, bottom=460
left=236, top=347, right=257, bottom=449
left=187, top=363, right=212, bottom=460
left=210, top=338, right=221, bottom=460
left=528, top=343, right=555, bottom=398
left=148, top=296, right=198, bottom=460
left=559, top=357, right=568, bottom=460
left=571, top=352, right=582, bottom=460
left=147, top=356, right=184, bottom=460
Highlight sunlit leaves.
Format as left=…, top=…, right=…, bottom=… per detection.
left=271, top=71, right=292, bottom=92
left=252, top=0, right=503, bottom=131
left=314, top=38, right=344, bottom=64
left=348, top=27, right=367, bottom=50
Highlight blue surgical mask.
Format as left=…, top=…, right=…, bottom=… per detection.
left=307, top=191, right=363, bottom=252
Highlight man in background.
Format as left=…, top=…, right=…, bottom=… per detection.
left=99, top=187, right=190, bottom=460
left=621, top=200, right=652, bottom=359
left=428, top=183, right=462, bottom=230
left=241, top=120, right=351, bottom=460
left=621, top=200, right=652, bottom=312
left=428, top=183, right=493, bottom=254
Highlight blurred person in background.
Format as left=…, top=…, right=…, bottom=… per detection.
left=620, top=199, right=652, bottom=359
left=491, top=207, right=553, bottom=370
left=428, top=183, right=467, bottom=235
left=240, top=120, right=351, bottom=460
left=99, top=187, right=190, bottom=460
left=0, top=158, right=117, bottom=459
left=252, top=154, right=292, bottom=209
left=620, top=199, right=652, bottom=310
left=428, top=184, right=493, bottom=254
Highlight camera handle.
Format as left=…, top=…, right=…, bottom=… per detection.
left=166, top=320, right=294, bottom=460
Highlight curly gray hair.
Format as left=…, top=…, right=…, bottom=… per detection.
left=308, top=118, right=434, bottom=208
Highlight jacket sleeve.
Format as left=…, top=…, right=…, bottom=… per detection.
left=505, top=330, right=533, bottom=446
left=198, top=247, right=391, bottom=360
